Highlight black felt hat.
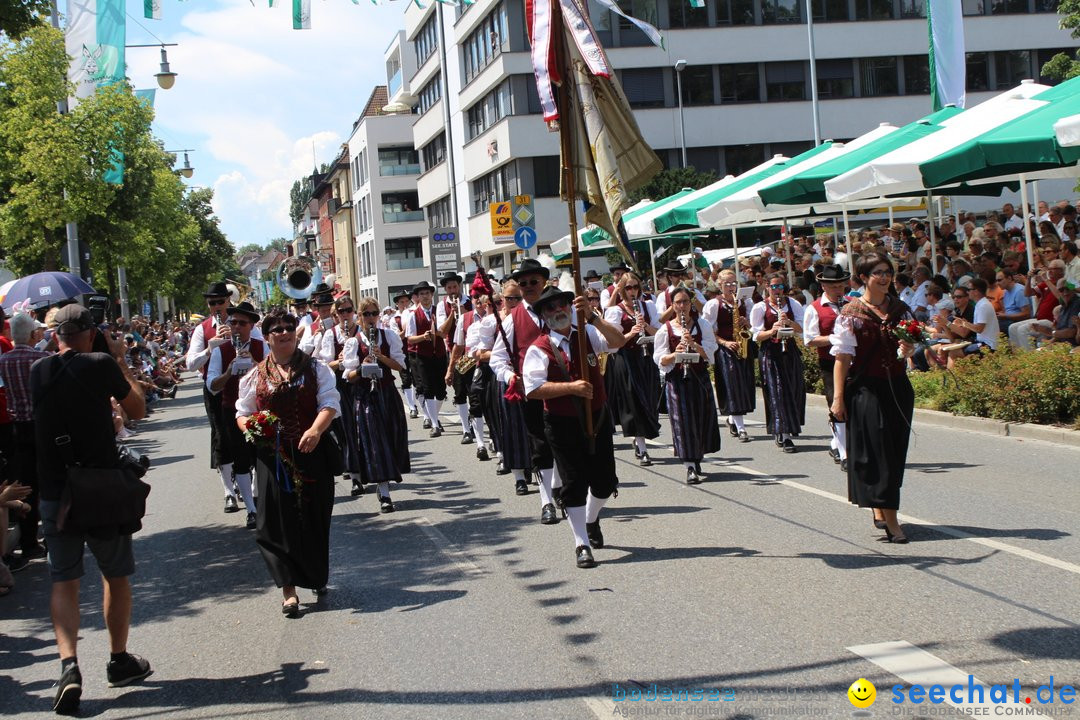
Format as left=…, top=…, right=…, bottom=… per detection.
left=226, top=301, right=260, bottom=323
left=509, top=258, right=551, bottom=281
left=531, top=286, right=575, bottom=314
left=203, top=281, right=230, bottom=298
left=816, top=264, right=851, bottom=283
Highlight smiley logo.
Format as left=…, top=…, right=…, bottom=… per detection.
left=848, top=678, right=876, bottom=708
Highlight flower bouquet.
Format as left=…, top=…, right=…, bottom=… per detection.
left=889, top=319, right=931, bottom=359
left=243, top=410, right=279, bottom=443
left=243, top=410, right=308, bottom=495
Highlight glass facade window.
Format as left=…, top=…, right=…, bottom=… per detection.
left=621, top=68, right=666, bottom=108
left=471, top=164, right=518, bottom=215
left=417, top=74, right=442, bottom=115
left=724, top=144, right=765, bottom=176
left=378, top=146, right=420, bottom=176
left=762, top=0, right=801, bottom=24
left=686, top=146, right=721, bottom=174
left=421, top=133, right=447, bottom=172
left=966, top=52, right=990, bottom=91
left=899, top=0, right=925, bottom=17
left=386, top=237, right=424, bottom=271
left=854, top=0, right=893, bottom=19
left=382, top=191, right=424, bottom=223
left=466, top=80, right=512, bottom=140
left=816, top=59, right=854, bottom=99
left=617, top=0, right=660, bottom=45
left=532, top=156, right=561, bottom=198
left=669, top=0, right=708, bottom=28
left=717, top=0, right=754, bottom=24
left=765, top=61, right=805, bottom=101
left=426, top=196, right=452, bottom=228
left=991, top=0, right=1030, bottom=13
left=414, top=15, right=438, bottom=68
left=587, top=0, right=613, bottom=45
left=903, top=55, right=930, bottom=95
left=720, top=63, right=760, bottom=103
left=860, top=56, right=898, bottom=96
left=463, top=3, right=509, bottom=84
left=678, top=65, right=715, bottom=106
left=813, top=0, right=850, bottom=21
left=995, top=50, right=1032, bottom=89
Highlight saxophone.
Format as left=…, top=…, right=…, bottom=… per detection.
left=732, top=296, right=751, bottom=360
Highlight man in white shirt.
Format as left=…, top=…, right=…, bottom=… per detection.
left=1002, top=203, right=1024, bottom=234
left=946, top=277, right=999, bottom=367
left=908, top=266, right=933, bottom=321
left=298, top=284, right=335, bottom=355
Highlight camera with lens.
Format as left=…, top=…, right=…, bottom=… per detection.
left=117, top=444, right=150, bottom=479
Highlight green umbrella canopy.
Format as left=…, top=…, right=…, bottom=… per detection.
left=758, top=107, right=962, bottom=207
left=581, top=188, right=696, bottom=246
left=918, top=76, right=1080, bottom=188
left=651, top=145, right=833, bottom=234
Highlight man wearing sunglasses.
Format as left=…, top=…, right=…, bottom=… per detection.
left=655, top=262, right=705, bottom=323
left=390, top=290, right=419, bottom=418
left=206, top=302, right=263, bottom=528
left=289, top=297, right=317, bottom=335
left=185, top=282, right=263, bottom=515
left=405, top=281, right=448, bottom=436
left=437, top=272, right=475, bottom=443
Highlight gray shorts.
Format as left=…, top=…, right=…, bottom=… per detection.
left=40, top=500, right=135, bottom=582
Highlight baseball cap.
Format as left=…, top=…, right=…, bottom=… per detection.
left=53, top=304, right=96, bottom=335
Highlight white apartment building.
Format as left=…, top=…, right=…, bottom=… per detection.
left=385, top=0, right=1077, bottom=276
left=348, top=84, right=431, bottom=306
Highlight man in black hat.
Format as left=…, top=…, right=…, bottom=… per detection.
left=802, top=264, right=850, bottom=471
left=436, top=271, right=474, bottom=441
left=289, top=296, right=316, bottom=334
left=522, top=287, right=626, bottom=568
left=655, top=262, right=704, bottom=322
left=206, top=302, right=263, bottom=527
left=404, top=280, right=447, bottom=436
left=299, top=284, right=335, bottom=356
left=599, top=262, right=630, bottom=307
left=185, top=281, right=264, bottom=514
left=390, top=289, right=419, bottom=417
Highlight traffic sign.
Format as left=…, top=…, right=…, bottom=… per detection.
left=512, top=194, right=534, bottom=231
left=514, top=226, right=537, bottom=250
left=490, top=202, right=513, bottom=238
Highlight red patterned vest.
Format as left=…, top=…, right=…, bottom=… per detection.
left=254, top=359, right=319, bottom=445
left=442, top=298, right=470, bottom=353
left=811, top=298, right=841, bottom=360
left=407, top=305, right=445, bottom=358
left=531, top=330, right=606, bottom=416
left=510, top=301, right=545, bottom=372
left=218, top=339, right=265, bottom=412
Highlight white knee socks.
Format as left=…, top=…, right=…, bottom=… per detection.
left=538, top=467, right=555, bottom=506
left=218, top=463, right=235, bottom=497
left=585, top=492, right=607, bottom=523
left=730, top=415, right=746, bottom=431
left=234, top=472, right=256, bottom=513
left=512, top=469, right=526, bottom=482
left=425, top=399, right=443, bottom=427
left=634, top=437, right=647, bottom=454
left=404, top=387, right=416, bottom=409
left=551, top=464, right=563, bottom=490
left=566, top=506, right=590, bottom=548
left=471, top=417, right=487, bottom=446
left=457, top=404, right=470, bottom=431
left=377, top=481, right=390, bottom=498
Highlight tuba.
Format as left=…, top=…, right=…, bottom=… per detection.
left=277, top=256, right=323, bottom=300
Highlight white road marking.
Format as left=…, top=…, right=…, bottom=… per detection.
left=848, top=641, right=1034, bottom=713
left=583, top=696, right=616, bottom=719
left=412, top=517, right=486, bottom=578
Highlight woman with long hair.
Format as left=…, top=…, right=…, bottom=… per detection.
left=653, top=286, right=719, bottom=484
left=341, top=296, right=410, bottom=513
left=750, top=272, right=806, bottom=453
left=318, top=296, right=363, bottom=496
left=490, top=280, right=534, bottom=496
left=831, top=252, right=915, bottom=543
left=235, top=309, right=340, bottom=617
left=702, top=270, right=755, bottom=442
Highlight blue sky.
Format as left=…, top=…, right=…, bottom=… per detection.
left=116, top=0, right=409, bottom=248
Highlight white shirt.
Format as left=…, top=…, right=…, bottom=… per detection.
left=602, top=300, right=661, bottom=332
left=521, top=325, right=611, bottom=396
left=315, top=323, right=359, bottom=364
left=749, top=298, right=805, bottom=343
left=652, top=318, right=717, bottom=375
left=654, top=286, right=706, bottom=315
left=341, top=327, right=406, bottom=371
left=234, top=358, right=340, bottom=419
left=186, top=317, right=263, bottom=374
left=910, top=280, right=931, bottom=315
left=403, top=304, right=436, bottom=339
left=465, top=312, right=497, bottom=354
left=899, top=286, right=916, bottom=308
left=489, top=303, right=544, bottom=385
left=972, top=296, right=1000, bottom=350
left=299, top=314, right=333, bottom=354
left=1003, top=213, right=1024, bottom=232
left=802, top=298, right=843, bottom=345
left=1065, top=255, right=1080, bottom=287
left=205, top=339, right=258, bottom=394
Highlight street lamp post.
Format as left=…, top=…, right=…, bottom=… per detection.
left=126, top=43, right=180, bottom=90
left=166, top=149, right=196, bottom=178
left=674, top=59, right=688, bottom=168
left=805, top=0, right=822, bottom=146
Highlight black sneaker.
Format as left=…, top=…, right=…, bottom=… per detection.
left=351, top=479, right=364, bottom=496
left=52, top=664, right=82, bottom=715
left=422, top=418, right=432, bottom=430
left=245, top=512, right=256, bottom=530
left=430, top=425, right=443, bottom=438
left=639, top=452, right=652, bottom=467
left=409, top=407, right=419, bottom=419
left=379, top=496, right=395, bottom=513
left=5, top=553, right=29, bottom=573
left=575, top=545, right=597, bottom=569
left=476, top=446, right=490, bottom=461
left=461, top=431, right=474, bottom=445
left=106, top=653, right=152, bottom=688
left=738, top=430, right=750, bottom=443
left=515, top=479, right=530, bottom=496
left=223, top=495, right=239, bottom=514
left=495, top=461, right=510, bottom=476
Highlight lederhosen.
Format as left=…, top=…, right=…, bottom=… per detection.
left=711, top=299, right=756, bottom=416
left=408, top=305, right=447, bottom=402
left=535, top=330, right=616, bottom=508
left=393, top=314, right=413, bottom=390
left=199, top=316, right=227, bottom=469
left=352, top=329, right=410, bottom=483
left=444, top=297, right=473, bottom=406
left=758, top=298, right=806, bottom=437
left=662, top=320, right=721, bottom=462
left=218, top=339, right=265, bottom=475
left=604, top=303, right=661, bottom=439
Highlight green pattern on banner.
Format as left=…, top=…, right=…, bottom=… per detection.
left=96, top=0, right=127, bottom=185
left=135, top=88, right=156, bottom=106
left=293, top=0, right=310, bottom=29
left=143, top=0, right=161, bottom=20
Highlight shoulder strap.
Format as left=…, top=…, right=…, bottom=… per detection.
left=546, top=335, right=572, bottom=381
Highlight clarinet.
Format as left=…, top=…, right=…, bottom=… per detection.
left=366, top=325, right=379, bottom=392
left=636, top=298, right=647, bottom=358
left=680, top=311, right=691, bottom=379
left=777, top=301, right=788, bottom=353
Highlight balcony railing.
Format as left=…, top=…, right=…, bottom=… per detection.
left=379, top=163, right=422, bottom=176
left=388, top=68, right=403, bottom=98
left=383, top=208, right=425, bottom=223
left=387, top=255, right=425, bottom=270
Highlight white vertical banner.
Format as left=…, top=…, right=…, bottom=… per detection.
left=65, top=0, right=99, bottom=103
left=144, top=0, right=161, bottom=20
left=293, top=0, right=311, bottom=29
left=928, top=0, right=965, bottom=111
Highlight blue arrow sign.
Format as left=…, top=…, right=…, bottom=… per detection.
left=514, top=226, right=537, bottom=250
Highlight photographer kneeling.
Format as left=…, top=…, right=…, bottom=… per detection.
left=30, top=305, right=151, bottom=715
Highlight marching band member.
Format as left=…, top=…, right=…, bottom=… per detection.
left=457, top=294, right=495, bottom=462
left=599, top=262, right=631, bottom=307
left=602, top=272, right=661, bottom=465
left=653, top=286, right=720, bottom=484
left=750, top=272, right=806, bottom=453
left=391, top=290, right=420, bottom=418
left=405, top=281, right=447, bottom=437
left=437, top=272, right=473, bottom=442
left=522, top=287, right=626, bottom=568
left=702, top=270, right=755, bottom=443
left=317, top=296, right=363, bottom=497
left=802, top=264, right=851, bottom=471
left=342, top=297, right=410, bottom=514
left=290, top=297, right=317, bottom=335
left=488, top=281, right=533, bottom=495
left=490, top=259, right=564, bottom=523
left=298, top=285, right=335, bottom=355
left=206, top=302, right=264, bottom=528
left=235, top=309, right=340, bottom=617
left=655, top=263, right=706, bottom=322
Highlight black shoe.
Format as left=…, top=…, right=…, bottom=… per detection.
left=828, top=447, right=840, bottom=463
left=409, top=407, right=419, bottom=419
left=884, top=526, right=909, bottom=544
left=5, top=553, right=29, bottom=573
left=575, top=545, right=596, bottom=568
left=314, top=586, right=328, bottom=596
left=495, top=461, right=511, bottom=475
left=430, top=425, right=443, bottom=438
left=106, top=653, right=152, bottom=688
left=738, top=430, right=750, bottom=443
left=422, top=418, right=432, bottom=429
left=282, top=599, right=300, bottom=618
left=53, top=664, right=82, bottom=715
left=782, top=438, right=796, bottom=453
left=379, top=496, right=395, bottom=513
left=461, top=431, right=474, bottom=445
left=727, top=420, right=738, bottom=438
left=351, top=479, right=364, bottom=496
left=21, top=543, right=47, bottom=560
left=586, top=520, right=604, bottom=549
left=515, top=479, right=530, bottom=496
left=840, top=459, right=848, bottom=473
left=633, top=446, right=642, bottom=460
left=639, top=452, right=652, bottom=467
left=873, top=516, right=888, bottom=530
left=224, top=495, right=239, bottom=513
left=245, top=512, right=256, bottom=530
left=774, top=434, right=783, bottom=447
left=686, top=467, right=701, bottom=485
left=476, top=446, right=490, bottom=461
left=540, top=503, right=559, bottom=525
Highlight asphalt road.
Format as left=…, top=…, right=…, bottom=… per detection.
left=2, top=373, right=1078, bottom=719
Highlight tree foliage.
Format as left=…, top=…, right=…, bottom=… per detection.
left=1041, top=0, right=1080, bottom=81
left=627, top=165, right=718, bottom=206
left=0, top=0, right=51, bottom=39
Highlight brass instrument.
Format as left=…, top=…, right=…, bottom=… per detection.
left=775, top=301, right=793, bottom=352
left=732, top=296, right=751, bottom=360
left=276, top=256, right=323, bottom=300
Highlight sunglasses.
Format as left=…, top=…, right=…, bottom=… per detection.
left=519, top=278, right=544, bottom=287
left=625, top=284, right=641, bottom=290
left=769, top=284, right=785, bottom=290
left=504, top=295, right=523, bottom=301
left=207, top=298, right=228, bottom=307
left=952, top=294, right=967, bottom=299
left=338, top=307, right=354, bottom=314
left=268, top=325, right=297, bottom=335
left=362, top=311, right=380, bottom=318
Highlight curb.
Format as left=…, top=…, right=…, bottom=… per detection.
left=804, top=394, right=1080, bottom=448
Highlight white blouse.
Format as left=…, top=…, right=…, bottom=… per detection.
left=341, top=328, right=406, bottom=371
left=749, top=298, right=805, bottom=343
left=234, top=358, right=340, bottom=420
left=652, top=319, right=717, bottom=375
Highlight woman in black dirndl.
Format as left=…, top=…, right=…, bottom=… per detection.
left=603, top=272, right=662, bottom=465
left=235, top=309, right=341, bottom=617
left=343, top=297, right=410, bottom=513
left=317, top=296, right=363, bottom=496
left=831, top=252, right=915, bottom=543
left=652, top=286, right=720, bottom=485
left=750, top=272, right=806, bottom=453
left=702, top=269, right=756, bottom=443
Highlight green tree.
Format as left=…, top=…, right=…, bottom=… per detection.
left=626, top=165, right=717, bottom=206
left=235, top=242, right=264, bottom=255
left=288, top=164, right=330, bottom=227
left=175, top=187, right=240, bottom=312
left=1041, top=0, right=1080, bottom=81
left=0, top=0, right=51, bottom=39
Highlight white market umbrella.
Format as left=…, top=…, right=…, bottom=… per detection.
left=1054, top=113, right=1080, bottom=147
